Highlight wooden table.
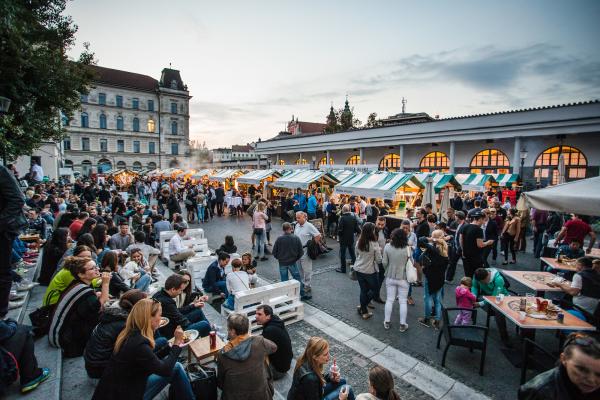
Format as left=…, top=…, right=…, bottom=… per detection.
left=188, top=335, right=226, bottom=364
left=540, top=257, right=579, bottom=272
left=588, top=248, right=600, bottom=258
left=502, top=270, right=570, bottom=297
left=483, top=296, right=595, bottom=331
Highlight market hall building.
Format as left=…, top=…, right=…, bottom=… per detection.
left=254, top=101, right=600, bottom=189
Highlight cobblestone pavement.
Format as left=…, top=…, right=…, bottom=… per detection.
left=191, top=212, right=559, bottom=399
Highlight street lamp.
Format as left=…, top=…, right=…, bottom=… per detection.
left=520, top=148, right=528, bottom=172
left=311, top=155, right=316, bottom=170
left=0, top=96, right=12, bottom=166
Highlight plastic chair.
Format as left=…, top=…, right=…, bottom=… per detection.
left=520, top=338, right=556, bottom=384
left=437, top=306, right=489, bottom=376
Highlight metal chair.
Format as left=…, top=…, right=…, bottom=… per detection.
left=520, top=338, right=557, bottom=384
left=437, top=306, right=489, bottom=375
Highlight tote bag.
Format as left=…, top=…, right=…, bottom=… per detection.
left=405, top=246, right=418, bottom=284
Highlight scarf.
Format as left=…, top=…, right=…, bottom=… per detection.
left=223, top=333, right=250, bottom=353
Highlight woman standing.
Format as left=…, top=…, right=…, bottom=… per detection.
left=356, top=365, right=400, bottom=400
left=417, top=232, right=448, bottom=330
left=501, top=208, right=521, bottom=265
left=92, top=299, right=194, bottom=400
left=353, top=222, right=382, bottom=320
left=38, top=227, right=70, bottom=286
left=287, top=336, right=354, bottom=400
left=326, top=197, right=339, bottom=240
left=48, top=257, right=110, bottom=357
left=382, top=228, right=412, bottom=332
left=252, top=202, right=269, bottom=261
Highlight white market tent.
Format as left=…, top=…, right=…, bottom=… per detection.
left=413, top=173, right=462, bottom=193
left=270, top=169, right=339, bottom=190
left=209, top=169, right=244, bottom=182
left=327, top=169, right=356, bottom=183
left=518, top=176, right=600, bottom=216
left=237, top=169, right=282, bottom=185
left=334, top=171, right=424, bottom=201
left=190, top=169, right=213, bottom=180
left=455, top=173, right=496, bottom=191
left=491, top=173, right=519, bottom=187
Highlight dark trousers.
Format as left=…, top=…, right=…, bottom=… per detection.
left=533, top=227, right=545, bottom=258
left=376, top=263, right=385, bottom=300
left=482, top=243, right=496, bottom=268
left=446, top=249, right=461, bottom=281
left=0, top=235, right=14, bottom=318
left=3, top=325, right=41, bottom=384
left=462, top=257, right=483, bottom=279
left=356, top=271, right=378, bottom=314
left=216, top=201, right=224, bottom=216
left=483, top=303, right=509, bottom=341
left=502, top=234, right=516, bottom=262
left=339, top=242, right=356, bottom=272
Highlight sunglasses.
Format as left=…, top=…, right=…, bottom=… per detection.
left=564, top=334, right=600, bottom=351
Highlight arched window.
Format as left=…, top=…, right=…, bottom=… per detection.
left=295, top=158, right=308, bottom=165
left=132, top=161, right=142, bottom=171
left=171, top=121, right=178, bottom=135
left=63, top=159, right=73, bottom=168
left=80, top=112, right=88, bottom=128
left=147, top=162, right=157, bottom=170
left=147, top=119, right=155, bottom=133
left=97, top=159, right=112, bottom=173
left=470, top=149, right=510, bottom=174
left=318, top=157, right=334, bottom=167
left=420, top=151, right=449, bottom=172
left=169, top=159, right=179, bottom=168
left=116, top=116, right=124, bottom=130
left=277, top=160, right=285, bottom=166
left=534, top=145, right=587, bottom=185
left=116, top=161, right=126, bottom=170
left=379, top=154, right=401, bottom=171
left=346, top=155, right=360, bottom=165
left=132, top=117, right=140, bottom=132
left=99, top=113, right=107, bottom=129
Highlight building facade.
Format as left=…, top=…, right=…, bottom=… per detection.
left=63, top=65, right=191, bottom=176
left=255, top=101, right=600, bottom=188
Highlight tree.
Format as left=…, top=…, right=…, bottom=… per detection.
left=365, top=112, right=381, bottom=128
left=324, top=105, right=361, bottom=133
left=0, top=0, right=95, bottom=162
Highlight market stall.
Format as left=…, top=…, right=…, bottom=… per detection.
left=328, top=169, right=357, bottom=183
left=455, top=173, right=497, bottom=192
left=208, top=169, right=245, bottom=190
left=491, top=173, right=519, bottom=187
left=270, top=169, right=339, bottom=192
left=108, top=169, right=139, bottom=188
left=237, top=169, right=283, bottom=201
left=190, top=169, right=213, bottom=183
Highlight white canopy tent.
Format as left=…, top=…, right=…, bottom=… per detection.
left=269, top=170, right=339, bottom=190
left=517, top=176, right=600, bottom=216
left=209, top=169, right=244, bottom=182
left=237, top=169, right=282, bottom=185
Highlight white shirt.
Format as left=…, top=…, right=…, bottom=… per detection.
left=226, top=270, right=250, bottom=295
left=571, top=273, right=599, bottom=314
left=126, top=242, right=160, bottom=261
left=169, top=234, right=188, bottom=256
left=31, top=164, right=44, bottom=181
left=120, top=260, right=140, bottom=281
left=294, top=221, right=320, bottom=247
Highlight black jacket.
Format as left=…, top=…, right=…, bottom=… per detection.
left=287, top=362, right=331, bottom=400
left=92, top=330, right=181, bottom=400
left=518, top=365, right=599, bottom=400
left=484, top=219, right=499, bottom=241
left=261, top=315, right=293, bottom=373
left=217, top=243, right=238, bottom=256
left=202, top=260, right=226, bottom=295
left=215, top=187, right=225, bottom=202
left=0, top=165, right=27, bottom=238
left=152, top=289, right=192, bottom=338
left=84, top=306, right=129, bottom=378
left=108, top=272, right=131, bottom=298
left=421, top=244, right=448, bottom=293
left=415, top=220, right=430, bottom=239
left=337, top=212, right=360, bottom=246
left=272, top=233, right=303, bottom=266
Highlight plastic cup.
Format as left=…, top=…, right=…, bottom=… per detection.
left=519, top=311, right=527, bottom=321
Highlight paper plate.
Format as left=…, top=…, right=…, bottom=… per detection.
left=159, top=317, right=169, bottom=328
left=168, top=329, right=199, bottom=347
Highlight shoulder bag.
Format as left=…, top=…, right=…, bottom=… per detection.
left=405, top=246, right=418, bottom=283
left=187, top=363, right=217, bottom=400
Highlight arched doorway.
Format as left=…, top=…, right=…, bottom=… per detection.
left=97, top=158, right=112, bottom=173
left=147, top=162, right=157, bottom=170
left=81, top=160, right=92, bottom=176
left=317, top=156, right=334, bottom=167
left=116, top=161, right=126, bottom=170
left=63, top=159, right=73, bottom=169
left=346, top=155, right=360, bottom=165
left=379, top=153, right=401, bottom=171
left=132, top=161, right=142, bottom=171
left=169, top=159, right=180, bottom=168
left=420, top=151, right=449, bottom=172
left=277, top=159, right=285, bottom=166
left=295, top=158, right=308, bottom=165
left=534, top=145, right=587, bottom=185
left=470, top=149, right=510, bottom=174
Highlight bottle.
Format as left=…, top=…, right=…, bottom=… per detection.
left=329, top=357, right=339, bottom=376
left=519, top=297, right=527, bottom=312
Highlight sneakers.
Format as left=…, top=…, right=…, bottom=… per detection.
left=432, top=320, right=441, bottom=330
left=361, top=312, right=373, bottom=320
left=9, top=300, right=25, bottom=310
left=16, top=279, right=39, bottom=292
left=21, top=368, right=51, bottom=393
left=418, top=317, right=431, bottom=328
left=383, top=321, right=391, bottom=330
left=367, top=302, right=375, bottom=309
left=334, top=268, right=346, bottom=273
left=399, top=324, right=409, bottom=332
left=17, top=260, right=35, bottom=268
left=10, top=291, right=25, bottom=301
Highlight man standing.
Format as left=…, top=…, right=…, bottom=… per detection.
left=255, top=305, right=292, bottom=381
left=294, top=211, right=321, bottom=295
left=202, top=253, right=230, bottom=298
left=306, top=191, right=318, bottom=220
left=460, top=211, right=494, bottom=278
left=272, top=222, right=307, bottom=299
left=373, top=216, right=388, bottom=303
left=215, top=184, right=225, bottom=217
left=530, top=208, right=549, bottom=258
left=108, top=221, right=134, bottom=251
left=168, top=224, right=196, bottom=265
left=336, top=205, right=360, bottom=274
left=293, top=189, right=307, bottom=213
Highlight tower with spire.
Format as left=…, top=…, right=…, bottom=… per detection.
left=340, top=95, right=353, bottom=131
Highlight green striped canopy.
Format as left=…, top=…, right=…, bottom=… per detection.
left=491, top=174, right=519, bottom=187
left=413, top=173, right=462, bottom=193
left=455, top=174, right=496, bottom=191
left=335, top=172, right=423, bottom=200
left=269, top=170, right=339, bottom=190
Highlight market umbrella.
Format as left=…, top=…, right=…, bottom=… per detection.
left=519, top=176, right=600, bottom=216
left=439, top=187, right=451, bottom=222
left=557, top=153, right=566, bottom=185
left=423, top=175, right=437, bottom=214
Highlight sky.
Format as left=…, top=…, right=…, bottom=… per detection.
left=65, top=0, right=600, bottom=148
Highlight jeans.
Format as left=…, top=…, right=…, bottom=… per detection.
left=134, top=272, right=152, bottom=292
left=533, top=227, right=545, bottom=258
left=254, top=229, right=265, bottom=258
left=299, top=253, right=313, bottom=289
left=384, top=278, right=410, bottom=325
left=182, top=308, right=211, bottom=338
left=144, top=362, right=194, bottom=400
left=2, top=325, right=40, bottom=384
left=423, top=278, right=443, bottom=321
left=501, top=234, right=516, bottom=262
left=196, top=204, right=205, bottom=222
left=279, top=264, right=305, bottom=297
left=207, top=280, right=229, bottom=297
left=339, top=242, right=356, bottom=272
left=356, top=271, right=378, bottom=314
left=323, top=378, right=355, bottom=400
left=182, top=307, right=207, bottom=324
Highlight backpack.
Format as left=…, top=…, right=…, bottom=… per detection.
left=0, top=346, right=19, bottom=394
left=306, top=239, right=320, bottom=260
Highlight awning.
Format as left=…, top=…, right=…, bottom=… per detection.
left=269, top=170, right=339, bottom=190
left=413, top=173, right=462, bottom=193
left=209, top=169, right=244, bottom=182
left=491, top=174, right=519, bottom=187
left=328, top=169, right=356, bottom=183
left=518, top=176, right=600, bottom=216
left=455, top=174, right=496, bottom=191
left=237, top=169, right=282, bottom=185
left=335, top=172, right=423, bottom=200
left=190, top=169, right=213, bottom=180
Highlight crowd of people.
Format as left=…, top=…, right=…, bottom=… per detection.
left=1, top=163, right=599, bottom=399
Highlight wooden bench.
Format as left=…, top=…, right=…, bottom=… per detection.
left=221, top=280, right=304, bottom=331
left=158, top=228, right=205, bottom=260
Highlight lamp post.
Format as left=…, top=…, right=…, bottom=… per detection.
left=311, top=155, right=316, bottom=170
left=519, top=149, right=528, bottom=184
left=0, top=96, right=12, bottom=166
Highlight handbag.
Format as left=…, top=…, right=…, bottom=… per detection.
left=405, top=246, right=418, bottom=284
left=29, top=290, right=58, bottom=338
left=187, top=363, right=217, bottom=400
left=349, top=267, right=357, bottom=281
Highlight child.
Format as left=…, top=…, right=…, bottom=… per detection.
left=240, top=252, right=258, bottom=287
left=454, top=276, right=477, bottom=325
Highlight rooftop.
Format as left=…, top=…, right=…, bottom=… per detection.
left=88, top=65, right=158, bottom=92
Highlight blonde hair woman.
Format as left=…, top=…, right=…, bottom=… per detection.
left=287, top=337, right=355, bottom=400
left=431, top=229, right=448, bottom=257
left=92, top=299, right=194, bottom=400
left=252, top=201, right=269, bottom=261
